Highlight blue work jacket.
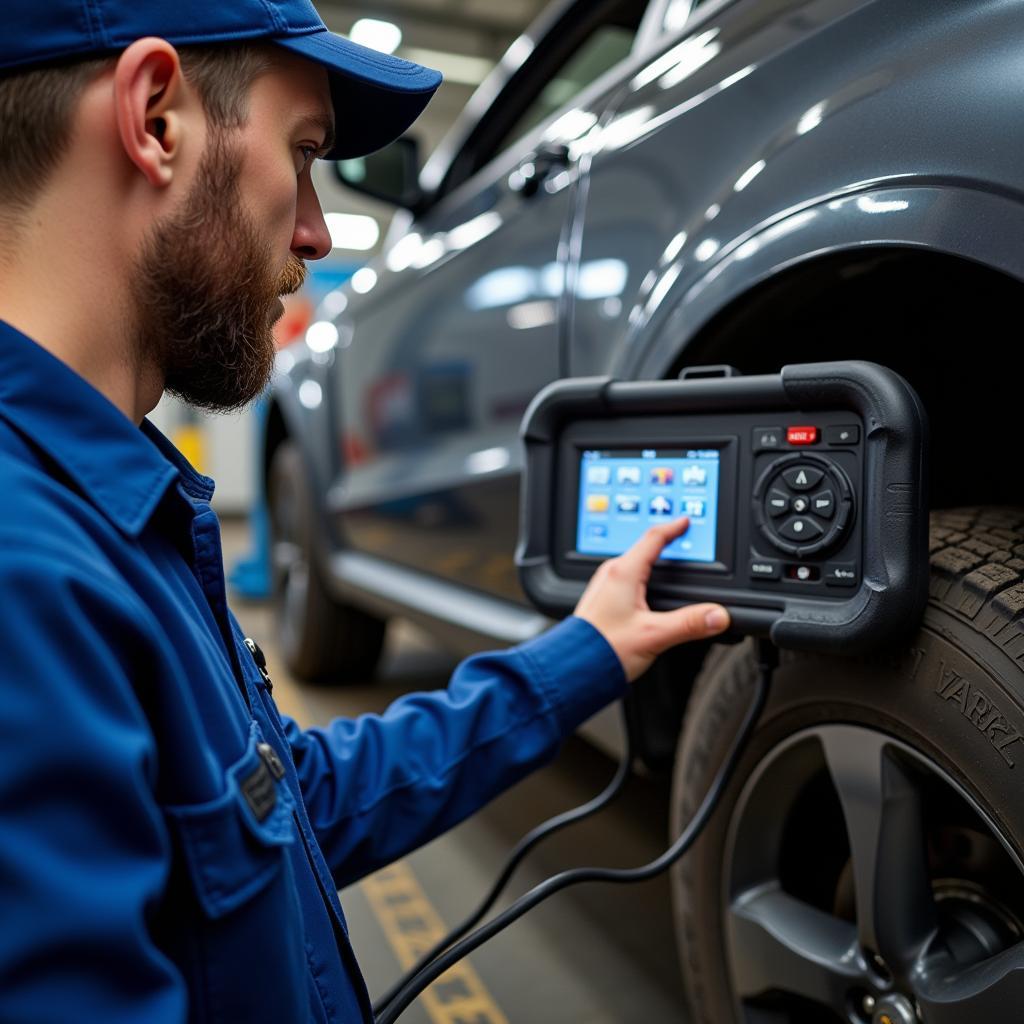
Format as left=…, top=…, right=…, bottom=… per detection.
left=0, top=321, right=628, bottom=1023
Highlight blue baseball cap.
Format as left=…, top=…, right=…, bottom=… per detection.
left=2, top=0, right=442, bottom=158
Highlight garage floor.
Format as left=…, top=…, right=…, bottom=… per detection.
left=223, top=519, right=693, bottom=1023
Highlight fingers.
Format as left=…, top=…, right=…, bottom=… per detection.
left=617, top=516, right=690, bottom=574
left=648, top=601, right=731, bottom=653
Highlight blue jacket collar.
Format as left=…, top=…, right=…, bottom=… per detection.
left=0, top=319, right=215, bottom=536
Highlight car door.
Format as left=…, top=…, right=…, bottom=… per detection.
left=331, top=0, right=650, bottom=604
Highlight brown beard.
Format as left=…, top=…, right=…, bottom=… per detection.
left=132, top=131, right=306, bottom=413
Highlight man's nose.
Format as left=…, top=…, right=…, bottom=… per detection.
left=291, top=178, right=332, bottom=260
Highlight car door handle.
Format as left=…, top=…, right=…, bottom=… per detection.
left=508, top=144, right=572, bottom=198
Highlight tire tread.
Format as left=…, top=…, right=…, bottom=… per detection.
left=673, top=506, right=1024, bottom=1023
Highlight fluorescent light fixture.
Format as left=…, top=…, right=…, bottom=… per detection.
left=446, top=211, right=502, bottom=251
left=350, top=267, right=378, bottom=294
left=856, top=196, right=910, bottom=214
left=662, top=231, right=688, bottom=263
left=797, top=102, right=826, bottom=136
left=465, top=259, right=580, bottom=311
left=599, top=105, right=657, bottom=152
left=576, top=259, right=628, bottom=300
left=548, top=109, right=598, bottom=143
left=319, top=289, right=348, bottom=317
left=632, top=30, right=720, bottom=91
left=540, top=262, right=565, bottom=298
left=402, top=46, right=494, bottom=87
left=298, top=379, right=323, bottom=410
left=466, top=267, right=535, bottom=310
left=306, top=321, right=339, bottom=354
left=695, top=239, right=720, bottom=262
left=325, top=213, right=380, bottom=251
left=350, top=19, right=402, bottom=55
left=386, top=232, right=424, bottom=273
left=410, top=237, right=446, bottom=270
left=734, top=160, right=766, bottom=192
left=507, top=300, right=558, bottom=331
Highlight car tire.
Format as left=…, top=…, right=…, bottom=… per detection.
left=671, top=506, right=1024, bottom=1023
left=267, top=440, right=386, bottom=684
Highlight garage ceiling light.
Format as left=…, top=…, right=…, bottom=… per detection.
left=325, top=213, right=380, bottom=251
left=351, top=267, right=379, bottom=294
left=306, top=321, right=339, bottom=353
left=349, top=18, right=402, bottom=55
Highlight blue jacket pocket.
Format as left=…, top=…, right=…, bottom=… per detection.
left=162, top=723, right=311, bottom=1022
left=166, top=722, right=296, bottom=919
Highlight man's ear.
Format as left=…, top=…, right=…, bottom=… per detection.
left=113, top=38, right=189, bottom=188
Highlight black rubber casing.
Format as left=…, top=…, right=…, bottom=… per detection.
left=515, top=362, right=929, bottom=654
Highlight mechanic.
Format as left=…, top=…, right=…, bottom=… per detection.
left=0, top=2, right=732, bottom=1020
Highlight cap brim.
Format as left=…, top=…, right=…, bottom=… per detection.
left=273, top=31, right=442, bottom=159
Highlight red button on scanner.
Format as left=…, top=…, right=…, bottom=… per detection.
left=787, top=426, right=818, bottom=446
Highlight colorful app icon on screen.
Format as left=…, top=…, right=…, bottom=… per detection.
left=587, top=494, right=610, bottom=513
left=649, top=495, right=673, bottom=516
left=650, top=467, right=674, bottom=486
left=616, top=466, right=641, bottom=486
left=586, top=465, right=611, bottom=485
left=683, top=465, right=708, bottom=486
left=616, top=495, right=640, bottom=514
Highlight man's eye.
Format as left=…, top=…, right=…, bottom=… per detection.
left=297, top=145, right=318, bottom=173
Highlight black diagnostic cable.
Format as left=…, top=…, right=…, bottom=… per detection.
left=375, top=639, right=778, bottom=1024
left=372, top=702, right=635, bottom=1016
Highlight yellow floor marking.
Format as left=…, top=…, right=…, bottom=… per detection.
left=362, top=861, right=510, bottom=1024
left=171, top=424, right=206, bottom=475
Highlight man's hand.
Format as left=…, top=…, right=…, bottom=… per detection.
left=573, top=516, right=731, bottom=682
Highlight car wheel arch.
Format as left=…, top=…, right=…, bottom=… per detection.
left=582, top=184, right=1024, bottom=513
left=614, top=182, right=1024, bottom=380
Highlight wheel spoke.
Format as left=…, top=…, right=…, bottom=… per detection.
left=818, top=726, right=938, bottom=976
left=916, top=941, right=1024, bottom=1022
left=727, top=883, right=865, bottom=1005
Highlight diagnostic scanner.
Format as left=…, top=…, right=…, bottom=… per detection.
left=515, top=361, right=929, bottom=654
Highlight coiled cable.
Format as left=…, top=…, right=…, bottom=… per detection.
left=375, top=640, right=777, bottom=1024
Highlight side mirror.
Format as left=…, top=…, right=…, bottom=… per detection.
left=332, top=136, right=423, bottom=211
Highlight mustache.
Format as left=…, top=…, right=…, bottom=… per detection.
left=278, top=256, right=307, bottom=296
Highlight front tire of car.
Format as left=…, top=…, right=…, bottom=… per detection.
left=267, top=440, right=387, bottom=685
left=671, top=507, right=1024, bottom=1023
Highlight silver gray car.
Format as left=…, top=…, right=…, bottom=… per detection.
left=267, top=0, right=1024, bottom=1019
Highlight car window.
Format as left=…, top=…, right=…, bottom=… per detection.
left=438, top=0, right=648, bottom=198
left=497, top=25, right=638, bottom=153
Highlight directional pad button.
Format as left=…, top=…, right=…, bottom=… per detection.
left=752, top=451, right=855, bottom=559
left=766, top=489, right=790, bottom=518
left=778, top=516, right=824, bottom=542
left=810, top=489, right=835, bottom=520
left=782, top=466, right=824, bottom=492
